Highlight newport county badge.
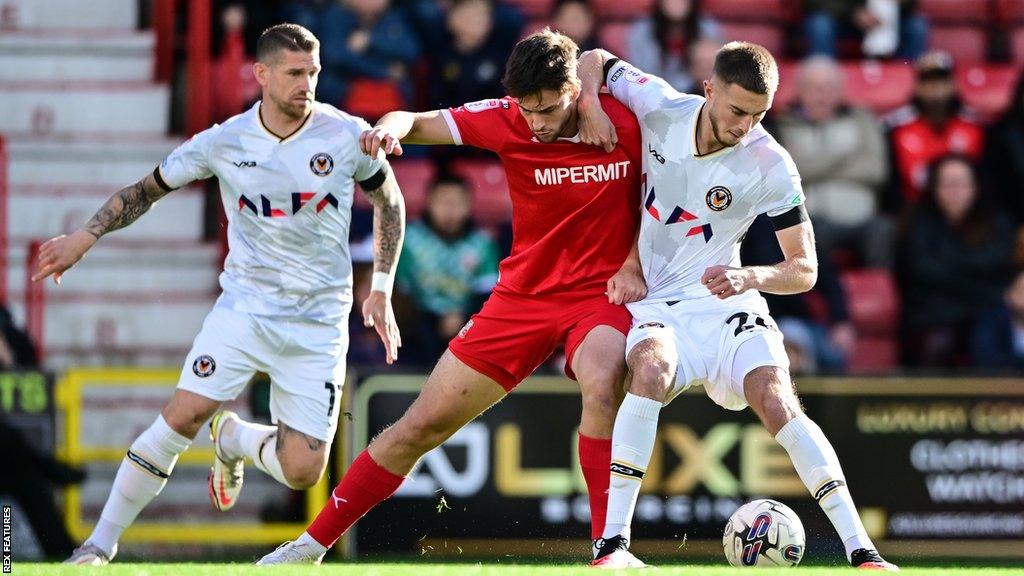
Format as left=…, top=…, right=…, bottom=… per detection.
left=706, top=186, right=732, bottom=211
left=310, top=152, right=334, bottom=176
left=192, top=355, right=216, bottom=378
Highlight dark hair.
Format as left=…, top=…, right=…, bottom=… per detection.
left=502, top=28, right=581, bottom=99
left=652, top=0, right=700, bottom=70
left=1000, top=69, right=1024, bottom=125
left=919, top=154, right=994, bottom=245
left=256, top=23, right=319, bottom=63
left=429, top=174, right=471, bottom=197
left=712, top=41, right=778, bottom=95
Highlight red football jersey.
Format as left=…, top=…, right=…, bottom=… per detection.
left=442, top=94, right=642, bottom=295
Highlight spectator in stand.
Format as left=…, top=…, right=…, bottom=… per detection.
left=627, top=0, right=720, bottom=93
left=981, top=71, right=1024, bottom=226
left=687, top=36, right=723, bottom=87
left=0, top=305, right=38, bottom=370
left=804, top=0, right=927, bottom=60
left=551, top=0, right=598, bottom=53
left=287, top=0, right=420, bottom=106
left=429, top=0, right=514, bottom=108
left=742, top=216, right=855, bottom=374
left=776, top=56, right=893, bottom=268
left=212, top=0, right=287, bottom=57
left=886, top=51, right=984, bottom=213
left=396, top=175, right=500, bottom=365
left=898, top=155, right=1016, bottom=368
left=972, top=271, right=1024, bottom=371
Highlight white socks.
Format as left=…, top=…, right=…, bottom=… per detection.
left=602, top=393, right=662, bottom=541
left=88, top=415, right=191, bottom=556
left=220, top=418, right=293, bottom=488
left=775, top=415, right=874, bottom=560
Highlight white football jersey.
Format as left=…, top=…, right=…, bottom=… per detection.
left=605, top=60, right=806, bottom=310
left=157, top=101, right=386, bottom=323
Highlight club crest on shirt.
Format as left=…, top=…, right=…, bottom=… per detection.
left=706, top=186, right=732, bottom=211
left=310, top=152, right=334, bottom=176
left=192, top=354, right=216, bottom=378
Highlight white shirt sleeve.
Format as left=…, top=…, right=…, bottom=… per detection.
left=604, top=59, right=680, bottom=119
left=352, top=116, right=387, bottom=183
left=156, top=125, right=219, bottom=190
left=762, top=149, right=806, bottom=218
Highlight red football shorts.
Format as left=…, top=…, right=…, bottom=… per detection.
left=447, top=287, right=632, bottom=392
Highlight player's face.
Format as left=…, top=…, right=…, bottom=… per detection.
left=704, top=77, right=771, bottom=147
left=934, top=158, right=976, bottom=224
left=256, top=49, right=320, bottom=119
left=515, top=88, right=577, bottom=143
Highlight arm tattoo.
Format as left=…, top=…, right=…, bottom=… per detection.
left=364, top=172, right=406, bottom=275
left=84, top=174, right=170, bottom=239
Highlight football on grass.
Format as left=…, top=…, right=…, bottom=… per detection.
left=723, top=499, right=806, bottom=567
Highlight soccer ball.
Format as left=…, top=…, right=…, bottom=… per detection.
left=723, top=499, right=806, bottom=567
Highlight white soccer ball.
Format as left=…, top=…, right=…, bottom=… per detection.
left=723, top=499, right=806, bottom=567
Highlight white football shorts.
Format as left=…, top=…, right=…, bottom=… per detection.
left=625, top=292, right=789, bottom=410
left=177, top=304, right=349, bottom=441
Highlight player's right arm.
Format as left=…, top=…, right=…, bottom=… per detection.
left=359, top=110, right=455, bottom=158
left=32, top=172, right=170, bottom=284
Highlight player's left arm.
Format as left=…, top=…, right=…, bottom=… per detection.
left=361, top=165, right=406, bottom=364
left=702, top=216, right=817, bottom=300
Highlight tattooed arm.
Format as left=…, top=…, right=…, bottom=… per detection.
left=32, top=172, right=171, bottom=284
left=361, top=167, right=406, bottom=364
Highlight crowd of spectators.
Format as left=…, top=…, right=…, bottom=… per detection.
left=206, top=0, right=1024, bottom=374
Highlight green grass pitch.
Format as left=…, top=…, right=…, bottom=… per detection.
left=16, top=563, right=1024, bottom=575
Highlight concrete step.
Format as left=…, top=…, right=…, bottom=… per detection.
left=9, top=297, right=216, bottom=370
left=0, top=81, right=169, bottom=135
left=6, top=242, right=221, bottom=307
left=0, top=30, right=154, bottom=81
left=3, top=0, right=137, bottom=30
left=7, top=137, right=182, bottom=186
left=7, top=184, right=206, bottom=243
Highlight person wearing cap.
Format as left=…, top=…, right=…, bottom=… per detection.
left=885, top=50, right=984, bottom=212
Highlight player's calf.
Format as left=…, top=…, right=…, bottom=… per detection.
left=277, top=424, right=330, bottom=489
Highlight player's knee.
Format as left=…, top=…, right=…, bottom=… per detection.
left=630, top=360, right=674, bottom=401
left=744, top=366, right=802, bottom=431
left=281, top=460, right=325, bottom=489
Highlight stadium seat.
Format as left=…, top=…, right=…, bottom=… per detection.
left=1011, top=27, right=1024, bottom=64
left=702, top=0, right=786, bottom=22
left=840, top=269, right=900, bottom=333
left=919, top=0, right=989, bottom=24
left=928, top=26, right=988, bottom=63
left=591, top=0, right=654, bottom=20
left=956, top=64, right=1019, bottom=122
left=773, top=60, right=799, bottom=111
left=449, top=159, right=512, bottom=226
left=718, top=22, right=783, bottom=54
left=841, top=61, right=914, bottom=114
left=343, top=79, right=405, bottom=123
left=502, top=0, right=555, bottom=19
left=996, top=0, right=1024, bottom=24
left=847, top=336, right=899, bottom=373
left=598, top=22, right=633, bottom=61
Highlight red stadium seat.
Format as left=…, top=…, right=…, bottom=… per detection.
left=996, top=0, right=1024, bottom=24
left=598, top=22, right=633, bottom=60
left=343, top=79, right=405, bottom=123
left=592, top=0, right=654, bottom=20
left=702, top=0, right=786, bottom=22
left=847, top=336, right=899, bottom=373
left=928, top=26, right=988, bottom=63
left=449, top=159, right=512, bottom=226
left=1011, top=27, right=1024, bottom=64
left=718, top=22, right=783, bottom=54
left=841, top=61, right=914, bottom=114
left=919, top=0, right=989, bottom=24
left=503, top=0, right=555, bottom=18
left=773, top=60, right=799, bottom=112
left=521, top=18, right=551, bottom=41
left=840, top=269, right=900, bottom=334
left=956, top=64, right=1019, bottom=122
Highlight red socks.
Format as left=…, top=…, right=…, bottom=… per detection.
left=578, top=433, right=612, bottom=541
left=306, top=449, right=405, bottom=548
